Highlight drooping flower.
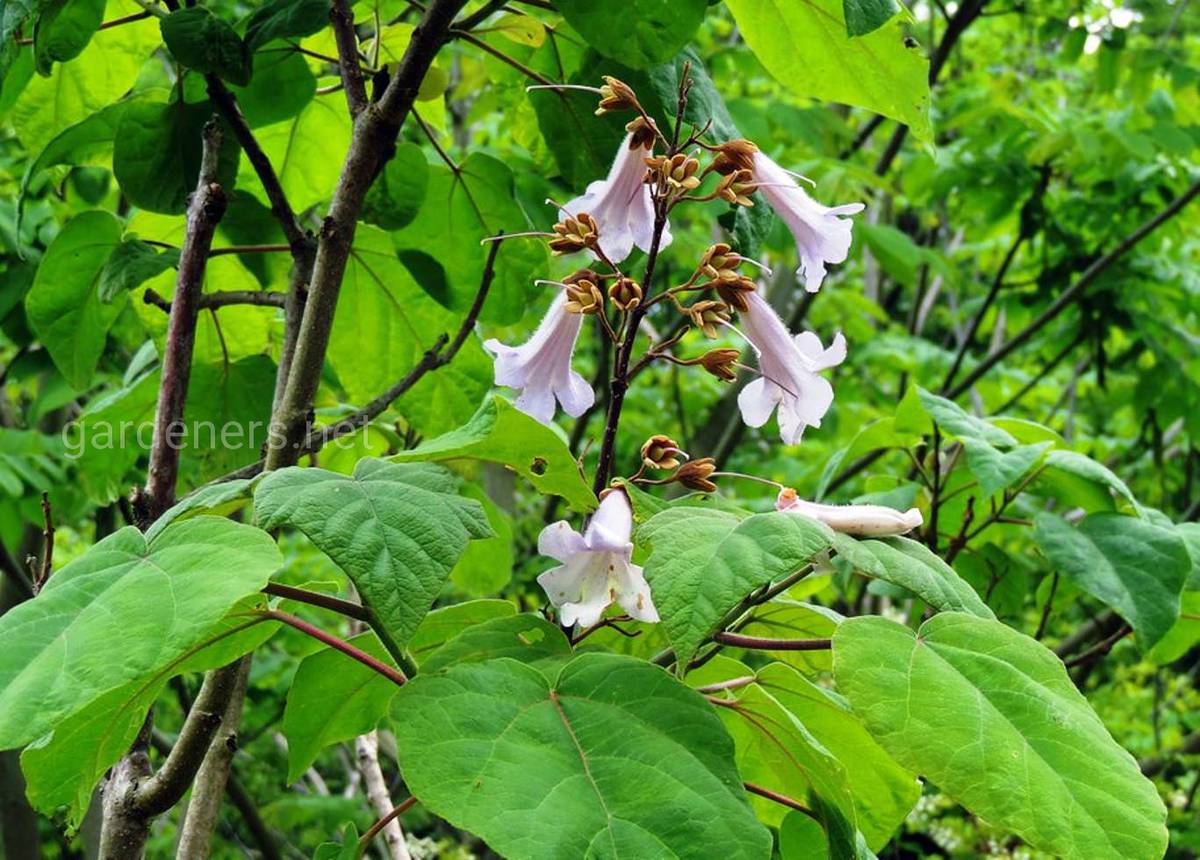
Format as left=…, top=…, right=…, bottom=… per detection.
left=736, top=291, right=846, bottom=445
left=561, top=131, right=671, bottom=263
left=537, top=488, right=658, bottom=628
left=776, top=487, right=923, bottom=536
left=483, top=290, right=594, bottom=425
left=751, top=150, right=864, bottom=292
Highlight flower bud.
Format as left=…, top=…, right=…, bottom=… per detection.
left=685, top=300, right=731, bottom=339
left=697, top=347, right=740, bottom=382
left=675, top=457, right=717, bottom=493
left=564, top=279, right=604, bottom=315
left=709, top=139, right=759, bottom=175
left=549, top=212, right=599, bottom=255
left=625, top=116, right=659, bottom=150
left=607, top=276, right=643, bottom=311
left=715, top=168, right=755, bottom=207
left=714, top=275, right=757, bottom=312
left=640, top=434, right=683, bottom=471
left=646, top=154, right=701, bottom=196
left=596, top=76, right=640, bottom=115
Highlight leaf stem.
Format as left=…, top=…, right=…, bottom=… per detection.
left=711, top=632, right=831, bottom=652
left=263, top=582, right=371, bottom=621
left=261, top=610, right=408, bottom=687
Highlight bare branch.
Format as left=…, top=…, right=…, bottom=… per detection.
left=356, top=731, right=412, bottom=860
left=331, top=0, right=369, bottom=116
left=142, top=289, right=287, bottom=313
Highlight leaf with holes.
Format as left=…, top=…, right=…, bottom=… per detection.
left=392, top=653, right=771, bottom=859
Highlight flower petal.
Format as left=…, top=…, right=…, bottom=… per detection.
left=537, top=520, right=587, bottom=563
left=556, top=368, right=596, bottom=418
left=793, top=331, right=847, bottom=371
left=614, top=562, right=659, bottom=623
left=584, top=489, right=634, bottom=551
left=737, top=377, right=780, bottom=428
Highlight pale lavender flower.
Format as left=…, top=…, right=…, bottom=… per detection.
left=753, top=151, right=864, bottom=292
left=737, top=291, right=846, bottom=445
left=484, top=291, right=594, bottom=424
left=776, top=487, right=923, bottom=536
left=537, top=488, right=658, bottom=628
left=561, top=133, right=671, bottom=263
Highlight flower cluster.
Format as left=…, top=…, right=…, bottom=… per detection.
left=491, top=74, right=920, bottom=628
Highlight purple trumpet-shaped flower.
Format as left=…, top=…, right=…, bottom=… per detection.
left=483, top=291, right=594, bottom=425
left=537, top=488, right=658, bottom=629
left=561, top=132, right=671, bottom=263
left=737, top=291, right=846, bottom=445
left=753, top=151, right=864, bottom=292
left=775, top=487, right=923, bottom=536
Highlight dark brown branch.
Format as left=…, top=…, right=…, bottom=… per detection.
left=360, top=797, right=419, bottom=852
left=226, top=774, right=283, bottom=860
left=263, top=610, right=408, bottom=687
left=1064, top=624, right=1131, bottom=669
left=330, top=0, right=369, bottom=116
left=454, top=0, right=509, bottom=31
left=947, top=178, right=1200, bottom=399
left=265, top=0, right=469, bottom=472
left=712, top=632, right=831, bottom=652
left=142, top=119, right=228, bottom=523
left=33, top=493, right=53, bottom=592
left=263, top=582, right=371, bottom=622
left=142, top=289, right=287, bottom=313
left=132, top=661, right=246, bottom=815
left=208, top=243, right=292, bottom=257
left=452, top=29, right=554, bottom=85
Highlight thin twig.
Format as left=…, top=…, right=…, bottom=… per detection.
left=331, top=0, right=369, bottom=115
left=142, top=289, right=286, bottom=313
left=16, top=10, right=150, bottom=44
left=711, top=632, right=831, bottom=652
left=34, top=493, right=53, bottom=592
left=1064, top=624, right=1132, bottom=669
left=359, top=797, right=419, bottom=856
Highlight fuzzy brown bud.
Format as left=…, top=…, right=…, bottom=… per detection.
left=607, top=276, right=643, bottom=311
left=549, top=212, right=599, bottom=255
left=685, top=300, right=731, bottom=339
left=715, top=168, right=755, bottom=207
left=709, top=138, right=759, bottom=175
left=625, top=115, right=659, bottom=150
left=596, top=76, right=640, bottom=115
left=640, top=435, right=683, bottom=471
left=646, top=153, right=702, bottom=196
left=564, top=279, right=604, bottom=315
left=697, top=348, right=740, bottom=382
left=699, top=243, right=737, bottom=279
left=675, top=457, right=717, bottom=493
left=714, top=276, right=757, bottom=312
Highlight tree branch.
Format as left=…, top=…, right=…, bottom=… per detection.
left=330, top=0, right=369, bottom=116
left=356, top=731, right=412, bottom=860
left=142, top=118, right=227, bottom=522
left=142, top=288, right=286, bottom=313
left=946, top=178, right=1200, bottom=399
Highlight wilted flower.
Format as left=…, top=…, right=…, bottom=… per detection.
left=607, top=276, right=643, bottom=311
left=686, top=299, right=731, bottom=338
left=737, top=291, right=846, bottom=444
left=675, top=457, right=717, bottom=493
left=484, top=291, right=594, bottom=424
left=751, top=150, right=864, bottom=292
left=708, top=139, right=758, bottom=175
left=776, top=487, right=923, bottom=536
left=537, top=487, right=658, bottom=628
left=640, top=435, right=683, bottom=470
left=549, top=212, right=599, bottom=255
left=561, top=133, right=670, bottom=263
left=714, top=169, right=755, bottom=207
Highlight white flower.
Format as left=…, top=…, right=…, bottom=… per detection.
left=483, top=291, right=594, bottom=424
left=752, top=151, right=864, bottom=292
left=776, top=487, right=923, bottom=536
left=736, top=291, right=846, bottom=444
left=562, top=133, right=671, bottom=263
left=537, top=488, right=658, bottom=628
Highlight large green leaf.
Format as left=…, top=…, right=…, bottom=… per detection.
left=723, top=0, right=931, bottom=141
left=392, top=653, right=772, bottom=859
left=253, top=461, right=492, bottom=651
left=1033, top=512, right=1189, bottom=649
left=228, top=43, right=314, bottom=127
left=328, top=225, right=491, bottom=434
left=113, top=98, right=241, bottom=215
left=1038, top=449, right=1140, bottom=512
left=916, top=387, right=1016, bottom=446
left=10, top=8, right=159, bottom=155
left=32, top=0, right=103, bottom=75
left=833, top=613, right=1168, bottom=859
left=161, top=6, right=252, bottom=85
left=24, top=210, right=125, bottom=389
left=556, top=0, right=707, bottom=69
left=843, top=0, right=900, bottom=37
left=97, top=238, right=180, bottom=302
left=420, top=613, right=572, bottom=676
left=961, top=438, right=1051, bottom=497
left=21, top=604, right=277, bottom=827
left=0, top=517, right=281, bottom=749
left=242, top=0, right=329, bottom=51
left=830, top=533, right=994, bottom=617
left=392, top=395, right=596, bottom=512
left=282, top=631, right=400, bottom=784
left=392, top=151, right=547, bottom=325
left=362, top=141, right=429, bottom=230
left=755, top=663, right=919, bottom=850
left=638, top=508, right=834, bottom=666
left=409, top=599, right=518, bottom=663
left=254, top=95, right=352, bottom=211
